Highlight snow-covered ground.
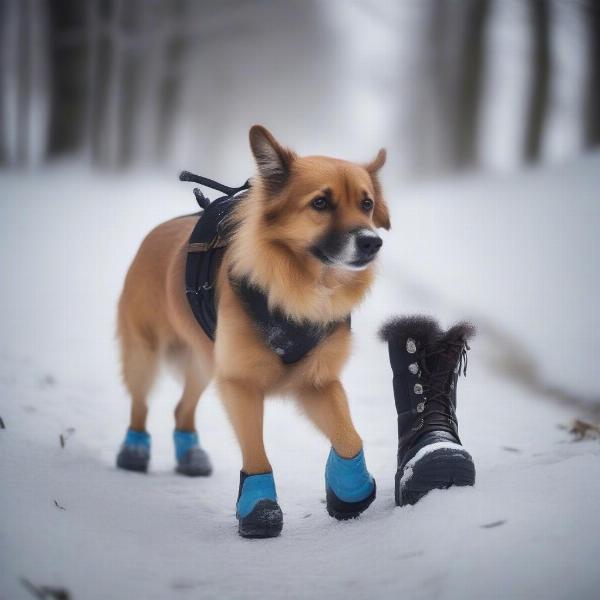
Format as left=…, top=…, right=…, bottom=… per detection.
left=1, top=155, right=599, bottom=600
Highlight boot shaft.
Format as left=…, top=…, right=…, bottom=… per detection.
left=380, top=316, right=474, bottom=458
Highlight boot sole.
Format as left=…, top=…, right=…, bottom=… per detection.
left=238, top=500, right=283, bottom=539
left=175, top=465, right=213, bottom=477
left=116, top=449, right=149, bottom=473
left=326, top=481, right=377, bottom=520
left=396, top=446, right=475, bottom=506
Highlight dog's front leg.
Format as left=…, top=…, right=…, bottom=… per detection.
left=298, top=380, right=376, bottom=520
left=217, top=378, right=283, bottom=538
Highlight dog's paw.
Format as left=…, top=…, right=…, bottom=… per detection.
left=326, top=480, right=376, bottom=520
left=116, top=429, right=150, bottom=473
left=173, top=430, right=212, bottom=476
left=236, top=472, right=282, bottom=538
left=324, top=447, right=376, bottom=519
left=176, top=447, right=212, bottom=477
left=238, top=499, right=283, bottom=538
left=116, top=445, right=150, bottom=473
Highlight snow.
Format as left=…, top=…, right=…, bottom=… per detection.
left=1, top=154, right=600, bottom=599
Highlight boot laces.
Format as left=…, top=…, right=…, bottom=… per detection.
left=414, top=338, right=470, bottom=427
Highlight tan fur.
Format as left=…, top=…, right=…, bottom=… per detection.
left=117, top=125, right=389, bottom=473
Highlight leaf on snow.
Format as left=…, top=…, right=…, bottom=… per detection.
left=569, top=419, right=600, bottom=441
left=480, top=520, right=506, bottom=529
left=20, top=577, right=71, bottom=600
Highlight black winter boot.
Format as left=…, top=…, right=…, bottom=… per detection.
left=379, top=316, right=476, bottom=506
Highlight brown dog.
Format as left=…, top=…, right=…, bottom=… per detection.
left=117, top=125, right=389, bottom=535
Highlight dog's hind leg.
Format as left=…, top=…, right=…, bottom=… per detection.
left=171, top=349, right=212, bottom=477
left=172, top=348, right=208, bottom=431
left=116, top=323, right=159, bottom=473
left=298, top=380, right=376, bottom=520
left=217, top=378, right=283, bottom=538
left=121, top=328, right=159, bottom=430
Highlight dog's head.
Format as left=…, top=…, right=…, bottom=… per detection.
left=249, top=125, right=390, bottom=271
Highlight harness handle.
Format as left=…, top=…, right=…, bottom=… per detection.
left=193, top=188, right=211, bottom=209
left=179, top=170, right=251, bottom=197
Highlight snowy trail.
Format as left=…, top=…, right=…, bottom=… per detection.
left=1, top=160, right=600, bottom=599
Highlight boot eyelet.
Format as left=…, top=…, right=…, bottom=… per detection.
left=414, top=383, right=423, bottom=394
left=408, top=362, right=419, bottom=375
left=450, top=381, right=455, bottom=390
left=412, top=417, right=424, bottom=431
left=406, top=338, right=417, bottom=354
left=416, top=402, right=425, bottom=413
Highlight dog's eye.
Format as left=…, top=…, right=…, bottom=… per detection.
left=312, top=196, right=329, bottom=211
left=361, top=198, right=374, bottom=212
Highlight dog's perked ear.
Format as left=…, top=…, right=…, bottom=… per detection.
left=366, top=148, right=387, bottom=174
left=249, top=125, right=296, bottom=193
left=365, top=148, right=390, bottom=230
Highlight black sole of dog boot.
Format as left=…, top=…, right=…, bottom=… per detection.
left=326, top=481, right=376, bottom=520
left=396, top=446, right=475, bottom=506
left=116, top=447, right=149, bottom=473
left=176, top=464, right=212, bottom=477
left=175, top=448, right=213, bottom=477
left=238, top=499, right=283, bottom=538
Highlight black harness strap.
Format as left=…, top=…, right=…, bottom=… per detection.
left=181, top=171, right=350, bottom=362
left=182, top=171, right=249, bottom=341
left=229, top=276, right=350, bottom=365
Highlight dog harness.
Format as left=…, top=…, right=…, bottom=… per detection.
left=181, top=171, right=350, bottom=364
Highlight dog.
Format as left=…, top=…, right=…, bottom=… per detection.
left=116, top=125, right=390, bottom=536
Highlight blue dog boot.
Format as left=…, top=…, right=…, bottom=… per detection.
left=116, top=429, right=150, bottom=473
left=236, top=472, right=283, bottom=538
left=174, top=430, right=212, bottom=477
left=325, top=447, right=376, bottom=520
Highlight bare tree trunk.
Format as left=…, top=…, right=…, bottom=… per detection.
left=84, top=0, right=100, bottom=164
left=411, top=0, right=488, bottom=174
left=400, top=0, right=450, bottom=178
left=2, top=0, right=51, bottom=167
left=540, top=0, right=588, bottom=162
left=477, top=0, right=536, bottom=171
left=16, top=0, right=30, bottom=166
left=0, top=0, right=21, bottom=166
left=584, top=0, right=600, bottom=147
left=25, top=0, right=51, bottom=166
left=130, top=0, right=168, bottom=165
left=167, top=0, right=210, bottom=170
left=429, top=0, right=452, bottom=172
left=524, top=0, right=551, bottom=162
left=453, top=0, right=489, bottom=169
left=101, top=0, right=125, bottom=168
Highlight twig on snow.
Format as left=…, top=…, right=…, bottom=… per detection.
left=480, top=520, right=506, bottom=529
left=20, top=577, right=70, bottom=599
left=569, top=419, right=600, bottom=441
left=59, top=427, right=76, bottom=448
left=501, top=446, right=521, bottom=453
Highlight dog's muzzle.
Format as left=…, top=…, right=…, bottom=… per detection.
left=311, top=228, right=383, bottom=270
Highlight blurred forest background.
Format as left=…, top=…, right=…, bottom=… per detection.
left=1, top=0, right=599, bottom=179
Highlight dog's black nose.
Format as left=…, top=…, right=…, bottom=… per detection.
left=356, top=232, right=383, bottom=257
